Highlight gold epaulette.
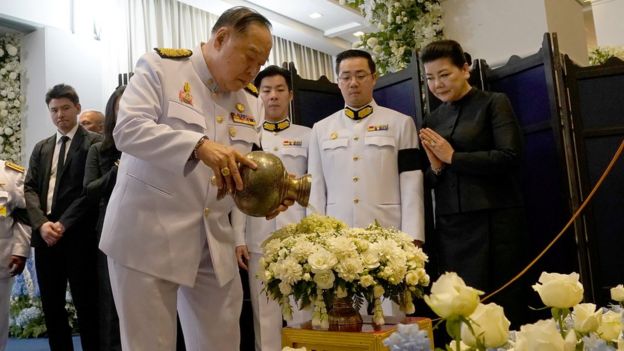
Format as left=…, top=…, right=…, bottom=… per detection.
left=154, top=48, right=192, bottom=59
left=245, top=83, right=258, bottom=97
left=5, top=161, right=25, bottom=173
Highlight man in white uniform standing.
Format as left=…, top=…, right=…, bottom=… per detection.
left=100, top=7, right=290, bottom=351
left=0, top=160, right=31, bottom=351
left=308, top=49, right=425, bottom=245
left=233, top=65, right=311, bottom=351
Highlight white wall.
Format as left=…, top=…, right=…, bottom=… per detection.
left=20, top=26, right=103, bottom=160
left=591, top=0, right=624, bottom=47
left=441, top=0, right=548, bottom=66
left=544, top=0, right=588, bottom=65
left=0, top=0, right=72, bottom=31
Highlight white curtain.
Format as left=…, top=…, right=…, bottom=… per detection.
left=100, top=0, right=335, bottom=94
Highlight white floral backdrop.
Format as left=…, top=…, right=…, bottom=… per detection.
left=0, top=33, right=24, bottom=163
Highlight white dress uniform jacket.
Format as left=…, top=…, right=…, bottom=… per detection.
left=100, top=46, right=260, bottom=288
left=0, top=160, right=31, bottom=279
left=0, top=160, right=31, bottom=351
left=307, top=100, right=425, bottom=241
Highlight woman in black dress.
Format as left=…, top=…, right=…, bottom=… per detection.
left=84, top=85, right=125, bottom=351
left=419, top=40, right=527, bottom=327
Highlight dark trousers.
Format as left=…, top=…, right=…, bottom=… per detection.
left=435, top=207, right=529, bottom=328
left=35, top=236, right=99, bottom=351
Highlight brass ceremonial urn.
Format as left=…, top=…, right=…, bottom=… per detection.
left=234, top=151, right=311, bottom=217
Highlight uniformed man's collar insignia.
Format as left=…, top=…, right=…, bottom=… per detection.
left=330, top=132, right=338, bottom=140
left=154, top=48, right=192, bottom=59
left=230, top=112, right=256, bottom=127
left=5, top=161, right=25, bottom=173
left=367, top=124, right=389, bottom=132
left=344, top=105, right=373, bottom=120
left=283, top=139, right=302, bottom=146
left=179, top=82, right=193, bottom=105
left=235, top=103, right=245, bottom=113
left=263, top=118, right=290, bottom=132
left=245, top=83, right=258, bottom=97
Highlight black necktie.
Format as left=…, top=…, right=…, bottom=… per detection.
left=52, top=136, right=69, bottom=211
left=57, top=135, right=70, bottom=172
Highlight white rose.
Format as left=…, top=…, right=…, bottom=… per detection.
left=572, top=303, right=602, bottom=333
left=424, top=272, right=483, bottom=319
left=308, top=249, right=337, bottom=272
left=460, top=303, right=510, bottom=348
left=532, top=272, right=583, bottom=308
left=361, top=250, right=380, bottom=269
left=6, top=44, right=18, bottom=56
left=366, top=37, right=378, bottom=48
left=597, top=310, right=622, bottom=341
left=9, top=72, right=17, bottom=80
left=611, top=284, right=624, bottom=302
left=514, top=319, right=568, bottom=351
left=3, top=128, right=12, bottom=136
left=313, top=270, right=335, bottom=290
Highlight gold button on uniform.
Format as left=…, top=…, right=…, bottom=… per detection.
left=210, top=176, right=217, bottom=185
left=229, top=127, right=237, bottom=137
left=216, top=116, right=224, bottom=123
left=353, top=198, right=359, bottom=204
left=204, top=208, right=211, bottom=216
left=353, top=156, right=360, bottom=161
left=353, top=176, right=359, bottom=182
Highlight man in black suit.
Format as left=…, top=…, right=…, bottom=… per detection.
left=24, top=84, right=101, bottom=351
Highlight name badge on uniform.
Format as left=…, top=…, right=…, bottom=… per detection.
left=367, top=124, right=389, bottom=132
left=282, top=140, right=303, bottom=146
left=230, top=112, right=256, bottom=127
left=0, top=205, right=6, bottom=217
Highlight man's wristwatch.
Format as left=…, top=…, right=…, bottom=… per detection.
left=191, top=136, right=209, bottom=161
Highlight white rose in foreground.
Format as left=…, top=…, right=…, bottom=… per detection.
left=460, top=303, right=510, bottom=348
left=424, top=272, right=483, bottom=319
left=611, top=284, right=624, bottom=302
left=313, top=270, right=335, bottom=290
left=532, top=272, right=583, bottom=308
left=597, top=310, right=622, bottom=341
left=515, top=319, right=575, bottom=351
left=573, top=303, right=602, bottom=333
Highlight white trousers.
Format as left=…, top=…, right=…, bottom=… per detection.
left=0, top=277, right=12, bottom=351
left=108, top=243, right=243, bottom=351
left=248, top=253, right=310, bottom=351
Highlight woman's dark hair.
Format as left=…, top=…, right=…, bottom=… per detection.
left=102, top=85, right=126, bottom=151
left=335, top=49, right=376, bottom=75
left=420, top=40, right=467, bottom=68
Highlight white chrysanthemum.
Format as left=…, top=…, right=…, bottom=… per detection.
left=275, top=257, right=303, bottom=285
left=359, top=274, right=375, bottom=288
left=313, top=270, right=335, bottom=289
left=335, top=256, right=364, bottom=282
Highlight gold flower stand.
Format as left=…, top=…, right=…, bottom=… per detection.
left=282, top=316, right=433, bottom=351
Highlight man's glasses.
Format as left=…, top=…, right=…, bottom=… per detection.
left=338, top=72, right=374, bottom=84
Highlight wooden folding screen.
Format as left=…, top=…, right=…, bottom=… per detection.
left=564, top=56, right=624, bottom=305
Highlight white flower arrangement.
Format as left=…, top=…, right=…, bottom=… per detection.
left=0, top=33, right=25, bottom=163
left=343, top=0, right=444, bottom=74
left=261, top=214, right=429, bottom=329
left=426, top=271, right=624, bottom=351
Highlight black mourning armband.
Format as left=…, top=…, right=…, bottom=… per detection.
left=398, top=148, right=422, bottom=173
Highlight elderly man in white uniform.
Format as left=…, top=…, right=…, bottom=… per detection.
left=233, top=65, right=311, bottom=351
left=99, top=7, right=290, bottom=351
left=0, top=160, right=31, bottom=351
left=307, top=49, right=425, bottom=314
